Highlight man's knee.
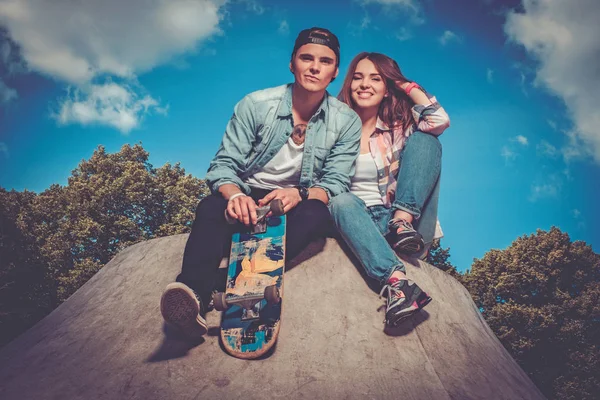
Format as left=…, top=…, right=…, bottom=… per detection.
left=296, top=199, right=330, bottom=221
left=195, top=194, right=228, bottom=221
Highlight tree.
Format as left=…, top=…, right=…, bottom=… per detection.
left=461, top=227, right=600, bottom=400
left=0, top=144, right=209, bottom=347
left=427, top=239, right=462, bottom=280
left=0, top=188, right=57, bottom=347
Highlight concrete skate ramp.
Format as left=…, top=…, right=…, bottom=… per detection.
left=0, top=235, right=545, bottom=400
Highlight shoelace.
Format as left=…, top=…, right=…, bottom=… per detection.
left=379, top=282, right=405, bottom=312
left=388, top=218, right=415, bottom=233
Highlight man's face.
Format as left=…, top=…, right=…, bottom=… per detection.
left=290, top=43, right=339, bottom=93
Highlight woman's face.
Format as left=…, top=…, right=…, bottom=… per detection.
left=350, top=58, right=387, bottom=111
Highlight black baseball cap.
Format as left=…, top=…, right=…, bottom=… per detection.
left=291, top=27, right=340, bottom=67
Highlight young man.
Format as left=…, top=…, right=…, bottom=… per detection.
left=160, top=27, right=362, bottom=338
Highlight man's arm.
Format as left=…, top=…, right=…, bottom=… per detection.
left=205, top=96, right=258, bottom=195
left=205, top=96, right=262, bottom=225
left=312, top=113, right=362, bottom=200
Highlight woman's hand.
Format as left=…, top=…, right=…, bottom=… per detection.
left=395, top=80, right=411, bottom=91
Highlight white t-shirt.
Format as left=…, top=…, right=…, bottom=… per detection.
left=350, top=153, right=384, bottom=207
left=246, top=137, right=304, bottom=190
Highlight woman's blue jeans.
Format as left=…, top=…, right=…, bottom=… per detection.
left=329, top=131, right=442, bottom=285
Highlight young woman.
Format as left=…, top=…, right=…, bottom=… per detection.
left=330, top=52, right=450, bottom=326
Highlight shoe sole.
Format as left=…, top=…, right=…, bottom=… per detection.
left=388, top=293, right=432, bottom=326
left=161, top=283, right=208, bottom=337
left=392, top=236, right=425, bottom=255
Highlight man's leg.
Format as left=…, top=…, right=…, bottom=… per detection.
left=161, top=194, right=231, bottom=338
left=285, top=198, right=332, bottom=262
left=176, top=194, right=231, bottom=308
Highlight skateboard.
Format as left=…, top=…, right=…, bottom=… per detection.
left=213, top=199, right=286, bottom=359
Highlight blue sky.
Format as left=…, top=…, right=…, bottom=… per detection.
left=1, top=0, right=598, bottom=271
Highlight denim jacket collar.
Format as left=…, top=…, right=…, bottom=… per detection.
left=277, top=83, right=327, bottom=121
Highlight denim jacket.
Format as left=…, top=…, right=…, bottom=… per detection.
left=206, top=84, right=362, bottom=198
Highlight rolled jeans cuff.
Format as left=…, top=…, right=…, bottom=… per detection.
left=384, top=263, right=406, bottom=284
left=391, top=202, right=421, bottom=220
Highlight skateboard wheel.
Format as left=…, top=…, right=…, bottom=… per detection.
left=270, top=199, right=284, bottom=216
left=264, top=285, right=281, bottom=305
left=212, top=292, right=229, bottom=311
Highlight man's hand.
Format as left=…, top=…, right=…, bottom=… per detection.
left=226, top=194, right=259, bottom=225
left=258, top=188, right=302, bottom=213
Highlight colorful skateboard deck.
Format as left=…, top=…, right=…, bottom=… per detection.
left=214, top=201, right=286, bottom=359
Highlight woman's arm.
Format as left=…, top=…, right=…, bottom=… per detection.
left=396, top=81, right=450, bottom=136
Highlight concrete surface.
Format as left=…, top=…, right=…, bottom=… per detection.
left=0, top=235, right=546, bottom=400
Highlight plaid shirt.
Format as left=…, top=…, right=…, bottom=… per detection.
left=368, top=90, right=450, bottom=208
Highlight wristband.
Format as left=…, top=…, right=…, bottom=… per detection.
left=404, top=82, right=420, bottom=96
left=228, top=192, right=247, bottom=202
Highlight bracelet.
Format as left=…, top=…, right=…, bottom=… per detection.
left=228, top=192, right=247, bottom=202
left=404, top=82, right=420, bottom=96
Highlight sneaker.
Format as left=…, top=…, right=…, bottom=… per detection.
left=160, top=282, right=208, bottom=338
left=379, top=278, right=432, bottom=326
left=386, top=218, right=425, bottom=256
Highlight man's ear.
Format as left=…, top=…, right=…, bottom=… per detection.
left=334, top=66, right=339, bottom=79
left=289, top=61, right=294, bottom=74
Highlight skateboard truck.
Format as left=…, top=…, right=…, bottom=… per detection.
left=224, top=199, right=285, bottom=234
left=213, top=285, right=281, bottom=320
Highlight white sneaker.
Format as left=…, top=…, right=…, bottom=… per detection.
left=160, top=282, right=208, bottom=338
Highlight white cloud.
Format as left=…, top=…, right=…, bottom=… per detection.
left=0, top=0, right=225, bottom=130
left=518, top=71, right=528, bottom=97
left=395, top=27, right=412, bottom=42
left=361, top=0, right=417, bottom=8
left=571, top=209, right=581, bottom=219
left=501, top=146, right=517, bottom=162
left=528, top=174, right=563, bottom=202
left=360, top=15, right=371, bottom=31
left=0, top=142, right=8, bottom=159
left=1, top=30, right=26, bottom=75
left=358, top=0, right=423, bottom=25
left=348, top=13, right=373, bottom=37
left=537, top=140, right=559, bottom=158
left=55, top=82, right=166, bottom=133
left=528, top=183, right=559, bottom=201
left=486, top=68, right=494, bottom=84
left=278, top=20, right=289, bottom=35
left=0, top=78, right=17, bottom=104
left=240, top=0, right=265, bottom=15
left=512, top=135, right=529, bottom=146
left=439, top=30, right=462, bottom=46
left=505, top=0, right=600, bottom=163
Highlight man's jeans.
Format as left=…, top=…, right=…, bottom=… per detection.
left=329, top=131, right=442, bottom=285
left=177, top=188, right=332, bottom=310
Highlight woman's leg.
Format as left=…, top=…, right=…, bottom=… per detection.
left=329, top=192, right=431, bottom=326
left=388, top=131, right=442, bottom=255
left=329, top=192, right=405, bottom=285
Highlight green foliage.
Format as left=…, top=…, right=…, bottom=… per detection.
left=427, top=238, right=462, bottom=280
left=462, top=227, right=600, bottom=400
left=0, top=144, right=208, bottom=347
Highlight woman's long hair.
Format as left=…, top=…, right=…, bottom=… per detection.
left=339, top=52, right=413, bottom=134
